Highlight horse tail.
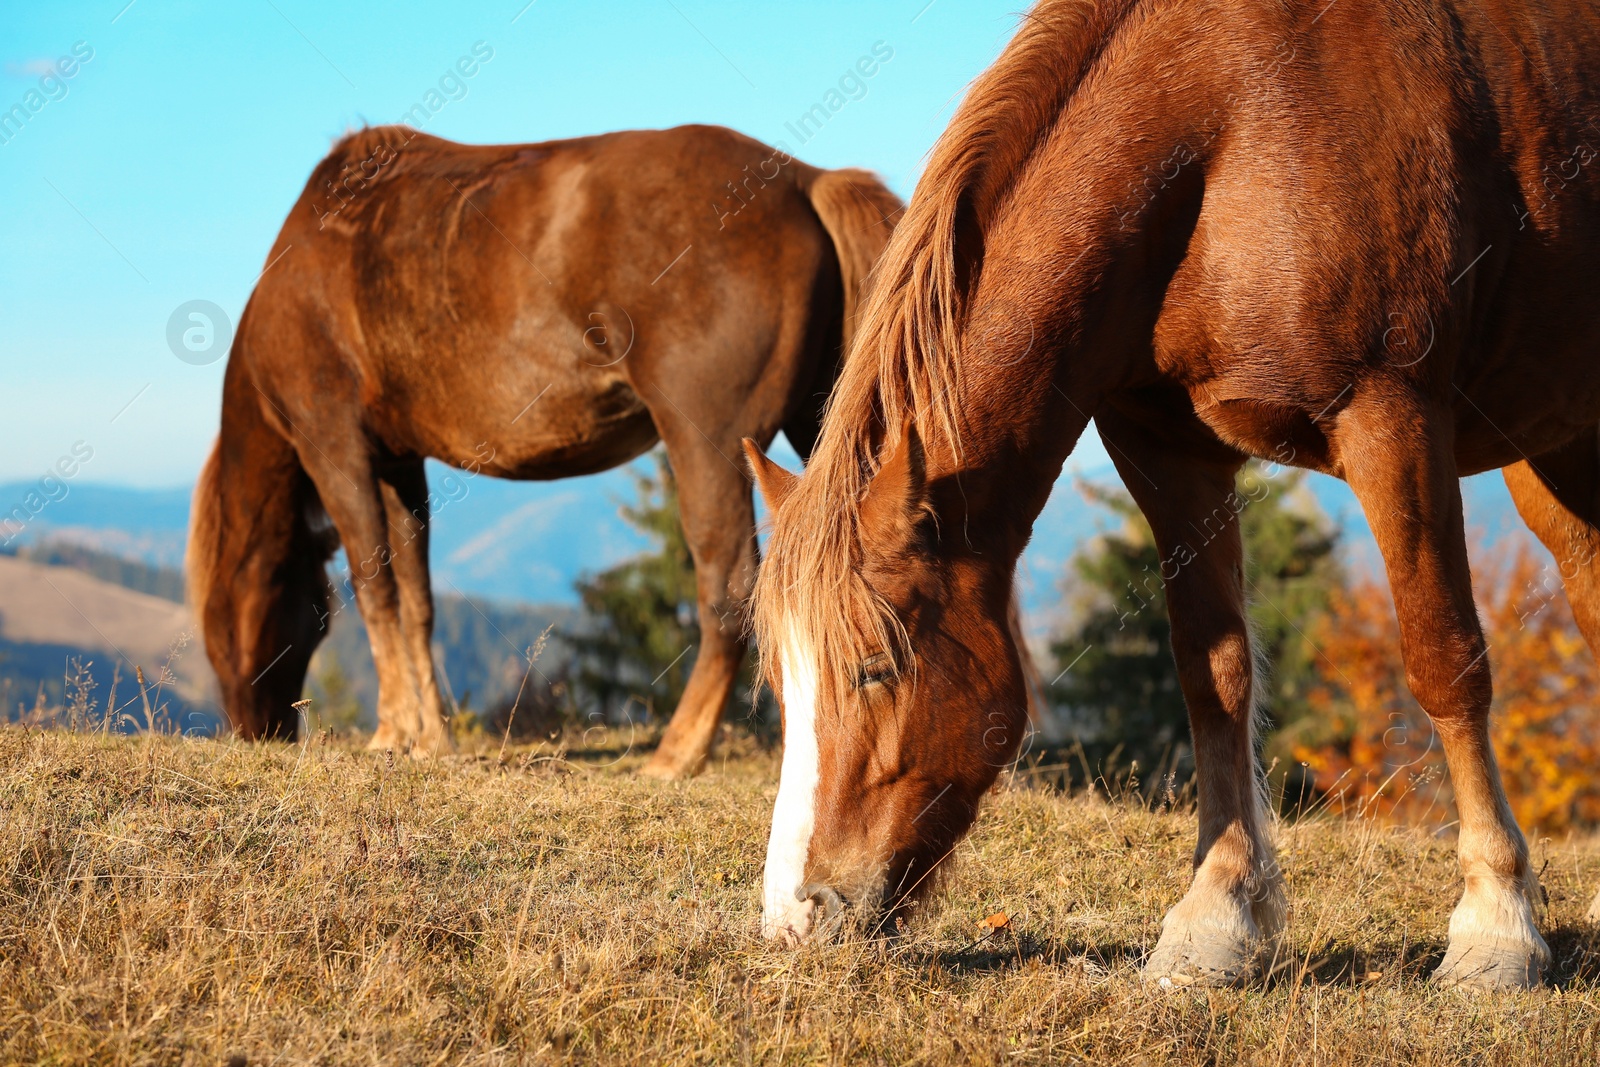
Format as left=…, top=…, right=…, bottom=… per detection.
left=800, top=167, right=904, bottom=356
left=185, top=438, right=223, bottom=635
left=189, top=311, right=336, bottom=738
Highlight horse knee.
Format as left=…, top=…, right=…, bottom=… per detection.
left=1171, top=628, right=1253, bottom=720
left=1404, top=645, right=1491, bottom=723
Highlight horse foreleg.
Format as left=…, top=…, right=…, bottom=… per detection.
left=379, top=459, right=453, bottom=758
left=1504, top=430, right=1600, bottom=922
left=1343, top=393, right=1547, bottom=990
left=639, top=427, right=760, bottom=780
left=1098, top=410, right=1285, bottom=986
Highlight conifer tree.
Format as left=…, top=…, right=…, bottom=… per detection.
left=568, top=453, right=702, bottom=720
left=1047, top=464, right=1342, bottom=782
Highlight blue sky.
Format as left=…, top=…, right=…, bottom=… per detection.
left=0, top=0, right=1117, bottom=487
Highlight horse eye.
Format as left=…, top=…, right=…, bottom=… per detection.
left=854, top=653, right=894, bottom=689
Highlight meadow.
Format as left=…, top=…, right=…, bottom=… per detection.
left=4, top=724, right=1600, bottom=1066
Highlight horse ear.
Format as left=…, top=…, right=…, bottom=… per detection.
left=743, top=439, right=799, bottom=513
left=860, top=418, right=931, bottom=549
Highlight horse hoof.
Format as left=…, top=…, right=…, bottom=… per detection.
left=1143, top=938, right=1258, bottom=988
left=408, top=725, right=457, bottom=759
left=639, top=751, right=704, bottom=780
left=1433, top=941, right=1545, bottom=991
left=1144, top=888, right=1274, bottom=989
left=366, top=730, right=405, bottom=752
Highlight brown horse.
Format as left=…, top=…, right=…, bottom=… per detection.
left=188, top=123, right=901, bottom=778
left=746, top=0, right=1600, bottom=988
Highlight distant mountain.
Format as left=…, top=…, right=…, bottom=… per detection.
left=0, top=462, right=656, bottom=607
left=0, top=545, right=577, bottom=730
left=0, top=482, right=193, bottom=569
left=0, top=454, right=1530, bottom=646
left=0, top=553, right=217, bottom=730
left=424, top=470, right=656, bottom=603
left=3, top=540, right=186, bottom=602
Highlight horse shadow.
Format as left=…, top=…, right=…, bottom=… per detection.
left=893, top=921, right=1600, bottom=989
left=1259, top=938, right=1447, bottom=989
left=898, top=929, right=1145, bottom=976
left=1257, top=920, right=1600, bottom=990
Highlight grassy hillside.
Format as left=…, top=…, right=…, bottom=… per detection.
left=0, top=553, right=213, bottom=728
left=0, top=541, right=579, bottom=730
left=2, top=540, right=186, bottom=603
left=4, top=728, right=1600, bottom=1065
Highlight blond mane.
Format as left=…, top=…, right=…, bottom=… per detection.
left=753, top=0, right=1135, bottom=697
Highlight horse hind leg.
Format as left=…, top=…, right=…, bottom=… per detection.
left=1342, top=392, right=1547, bottom=989
left=377, top=458, right=453, bottom=757
left=1097, top=409, right=1285, bottom=987
left=1503, top=429, right=1600, bottom=922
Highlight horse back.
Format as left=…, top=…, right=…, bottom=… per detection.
left=241, top=125, right=846, bottom=478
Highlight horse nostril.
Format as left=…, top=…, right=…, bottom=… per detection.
left=795, top=882, right=845, bottom=919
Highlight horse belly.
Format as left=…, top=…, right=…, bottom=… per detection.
left=1160, top=263, right=1600, bottom=478
left=498, top=382, right=658, bottom=480
left=1452, top=346, right=1600, bottom=475
left=389, top=362, right=658, bottom=482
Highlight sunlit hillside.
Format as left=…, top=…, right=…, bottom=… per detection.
left=3, top=728, right=1599, bottom=1065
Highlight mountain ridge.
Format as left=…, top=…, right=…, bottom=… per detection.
left=0, top=460, right=1532, bottom=728
left=0, top=460, right=1527, bottom=618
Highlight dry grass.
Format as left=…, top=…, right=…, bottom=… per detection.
left=4, top=726, right=1600, bottom=1065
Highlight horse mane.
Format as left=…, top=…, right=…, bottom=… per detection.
left=753, top=0, right=1136, bottom=697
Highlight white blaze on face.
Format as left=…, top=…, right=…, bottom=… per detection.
left=762, top=625, right=822, bottom=944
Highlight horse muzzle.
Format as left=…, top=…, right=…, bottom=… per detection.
left=762, top=882, right=849, bottom=945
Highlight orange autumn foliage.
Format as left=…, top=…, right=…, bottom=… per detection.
left=1294, top=540, right=1600, bottom=832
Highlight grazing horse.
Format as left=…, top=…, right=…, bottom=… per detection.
left=188, top=124, right=901, bottom=778
left=745, top=0, right=1600, bottom=988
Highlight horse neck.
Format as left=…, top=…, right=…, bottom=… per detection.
left=918, top=30, right=1215, bottom=565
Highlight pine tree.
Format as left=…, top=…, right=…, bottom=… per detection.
left=568, top=453, right=702, bottom=720
left=1046, top=463, right=1342, bottom=782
